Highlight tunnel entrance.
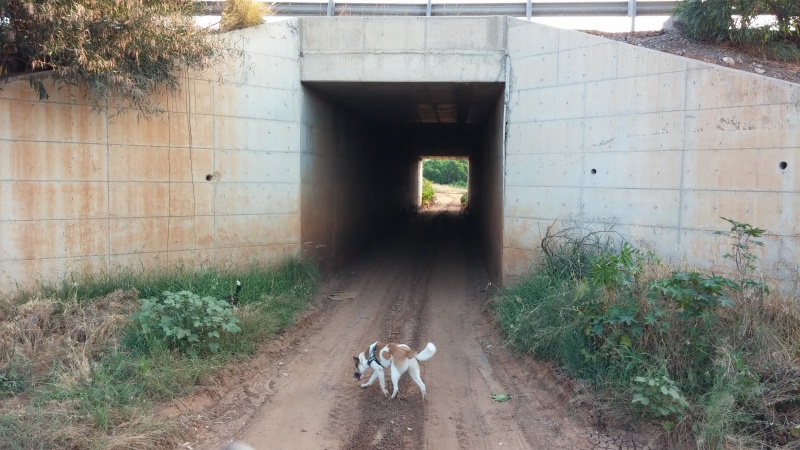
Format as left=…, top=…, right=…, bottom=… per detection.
left=299, top=81, right=506, bottom=282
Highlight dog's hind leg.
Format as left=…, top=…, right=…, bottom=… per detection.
left=376, top=366, right=388, bottom=396
left=408, top=360, right=427, bottom=399
left=390, top=364, right=402, bottom=399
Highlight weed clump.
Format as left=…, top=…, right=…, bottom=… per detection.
left=220, top=0, right=271, bottom=32
left=495, top=217, right=800, bottom=447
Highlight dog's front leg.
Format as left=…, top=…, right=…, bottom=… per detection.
left=360, top=367, right=381, bottom=389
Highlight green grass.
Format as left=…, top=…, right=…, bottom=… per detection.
left=0, top=257, right=318, bottom=449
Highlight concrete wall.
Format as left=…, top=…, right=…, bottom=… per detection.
left=299, top=88, right=413, bottom=272
left=504, top=18, right=800, bottom=284
left=472, top=95, right=506, bottom=283
left=0, top=20, right=305, bottom=292
left=300, top=16, right=507, bottom=83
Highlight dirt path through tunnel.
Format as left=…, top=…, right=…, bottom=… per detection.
left=183, top=198, right=651, bottom=450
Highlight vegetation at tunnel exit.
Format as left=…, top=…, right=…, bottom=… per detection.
left=494, top=217, right=800, bottom=448
left=421, top=177, right=435, bottom=207
left=0, top=0, right=235, bottom=115
left=0, top=258, right=318, bottom=448
left=423, top=159, right=468, bottom=188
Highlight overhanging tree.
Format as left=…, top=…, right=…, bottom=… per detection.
left=0, top=0, right=227, bottom=115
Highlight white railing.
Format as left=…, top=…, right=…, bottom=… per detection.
left=197, top=1, right=678, bottom=31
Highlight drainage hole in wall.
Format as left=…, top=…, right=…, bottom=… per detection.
left=591, top=169, right=597, bottom=174
left=779, top=161, right=787, bottom=170
left=206, top=172, right=219, bottom=182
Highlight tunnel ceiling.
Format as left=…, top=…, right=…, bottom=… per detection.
left=303, top=82, right=504, bottom=125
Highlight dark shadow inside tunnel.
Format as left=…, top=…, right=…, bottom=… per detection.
left=298, top=81, right=505, bottom=284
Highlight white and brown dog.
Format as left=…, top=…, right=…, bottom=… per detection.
left=353, top=341, right=436, bottom=399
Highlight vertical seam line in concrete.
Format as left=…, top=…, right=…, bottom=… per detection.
left=213, top=53, right=221, bottom=265
left=579, top=64, right=587, bottom=221
left=185, top=73, right=198, bottom=254
left=677, top=65, right=691, bottom=258
left=501, top=53, right=510, bottom=283
left=167, top=93, right=173, bottom=258
left=105, top=103, right=111, bottom=272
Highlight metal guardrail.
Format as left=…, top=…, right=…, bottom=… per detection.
left=196, top=1, right=678, bottom=17
left=196, top=0, right=679, bottom=32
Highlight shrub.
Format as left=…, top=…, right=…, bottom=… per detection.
left=421, top=177, right=435, bottom=207
left=0, top=0, right=227, bottom=114
left=673, top=0, right=799, bottom=58
left=131, top=290, right=241, bottom=355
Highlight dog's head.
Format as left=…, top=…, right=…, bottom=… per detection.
left=353, top=354, right=366, bottom=380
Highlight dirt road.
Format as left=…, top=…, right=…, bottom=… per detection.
left=178, top=192, right=651, bottom=450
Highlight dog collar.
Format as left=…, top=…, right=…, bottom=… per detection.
left=367, top=343, right=383, bottom=368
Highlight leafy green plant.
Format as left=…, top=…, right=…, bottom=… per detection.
left=715, top=216, right=768, bottom=296
left=649, top=272, right=738, bottom=322
left=491, top=393, right=512, bottom=402
left=584, top=243, right=669, bottom=351
left=460, top=193, right=468, bottom=205
left=131, top=290, right=242, bottom=356
left=632, top=373, right=690, bottom=431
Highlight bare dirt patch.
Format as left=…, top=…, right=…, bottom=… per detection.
left=174, top=196, right=659, bottom=450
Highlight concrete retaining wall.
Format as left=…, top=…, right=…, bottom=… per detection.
left=504, top=18, right=800, bottom=284
left=0, top=19, right=305, bottom=291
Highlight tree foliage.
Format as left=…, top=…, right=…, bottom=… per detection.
left=0, top=0, right=226, bottom=114
left=422, top=159, right=468, bottom=187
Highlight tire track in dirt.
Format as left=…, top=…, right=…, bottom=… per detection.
left=344, top=214, right=440, bottom=450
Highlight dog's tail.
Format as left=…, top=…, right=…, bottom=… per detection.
left=416, top=342, right=437, bottom=361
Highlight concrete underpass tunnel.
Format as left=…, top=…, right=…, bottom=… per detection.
left=300, top=81, right=506, bottom=281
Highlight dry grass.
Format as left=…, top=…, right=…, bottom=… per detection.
left=220, top=0, right=271, bottom=32
left=0, top=288, right=154, bottom=449
left=0, top=289, right=139, bottom=373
